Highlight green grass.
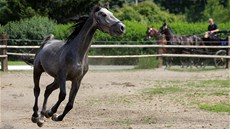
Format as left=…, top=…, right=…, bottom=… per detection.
left=8, top=61, right=27, bottom=65
left=186, top=80, right=230, bottom=88
left=199, top=103, right=230, bottom=113
left=143, top=87, right=182, bottom=95
left=202, top=80, right=230, bottom=88
left=209, top=91, right=229, bottom=96
left=168, top=67, right=224, bottom=72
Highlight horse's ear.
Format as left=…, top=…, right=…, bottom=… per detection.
left=103, top=3, right=109, bottom=9
left=94, top=4, right=102, bottom=12
left=163, top=22, right=167, bottom=26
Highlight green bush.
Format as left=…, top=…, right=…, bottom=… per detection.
left=2, top=16, right=56, bottom=45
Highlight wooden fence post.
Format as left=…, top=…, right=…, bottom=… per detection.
left=158, top=47, right=163, bottom=68
left=228, top=36, right=230, bottom=70
left=0, top=34, right=8, bottom=72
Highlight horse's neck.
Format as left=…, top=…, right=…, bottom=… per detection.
left=70, top=17, right=97, bottom=59
left=165, top=29, right=174, bottom=41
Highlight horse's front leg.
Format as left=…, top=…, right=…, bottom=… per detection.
left=52, top=79, right=81, bottom=121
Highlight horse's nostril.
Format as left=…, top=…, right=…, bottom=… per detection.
left=120, top=25, right=125, bottom=32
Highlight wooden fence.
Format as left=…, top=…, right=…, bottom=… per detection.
left=0, top=35, right=230, bottom=71
left=0, top=34, right=8, bottom=72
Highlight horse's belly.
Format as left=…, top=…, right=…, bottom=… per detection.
left=66, top=64, right=88, bottom=80
left=39, top=42, right=63, bottom=77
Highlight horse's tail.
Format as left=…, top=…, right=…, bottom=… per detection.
left=21, top=34, right=54, bottom=65
left=38, top=34, right=54, bottom=50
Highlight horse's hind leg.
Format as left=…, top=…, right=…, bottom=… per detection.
left=52, top=80, right=81, bottom=121
left=37, top=79, right=59, bottom=127
left=31, top=69, right=43, bottom=124
left=47, top=73, right=67, bottom=120
left=42, top=79, right=59, bottom=117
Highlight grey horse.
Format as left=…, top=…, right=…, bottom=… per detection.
left=31, top=5, right=125, bottom=127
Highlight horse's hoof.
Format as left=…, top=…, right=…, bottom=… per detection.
left=37, top=119, right=44, bottom=127
left=37, top=118, right=44, bottom=127
left=52, top=113, right=60, bottom=121
left=45, top=109, right=53, bottom=118
left=31, top=116, right=39, bottom=123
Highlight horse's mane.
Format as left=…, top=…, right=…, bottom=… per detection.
left=66, top=16, right=89, bottom=44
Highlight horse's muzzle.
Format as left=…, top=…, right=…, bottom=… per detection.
left=111, top=21, right=126, bottom=36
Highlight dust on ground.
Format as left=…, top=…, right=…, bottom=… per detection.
left=0, top=68, right=229, bottom=129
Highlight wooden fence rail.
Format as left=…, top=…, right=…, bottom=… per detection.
left=1, top=35, right=230, bottom=71
left=2, top=44, right=230, bottom=49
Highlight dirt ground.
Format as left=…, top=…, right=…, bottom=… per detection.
left=0, top=68, right=229, bottom=129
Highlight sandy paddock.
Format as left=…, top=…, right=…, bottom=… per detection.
left=0, top=68, right=229, bottom=129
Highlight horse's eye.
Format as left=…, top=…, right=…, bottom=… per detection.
left=102, top=13, right=107, bottom=17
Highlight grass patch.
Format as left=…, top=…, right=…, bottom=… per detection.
left=199, top=103, right=230, bottom=113
left=186, top=80, right=230, bottom=88
left=113, top=118, right=132, bottom=125
left=135, top=57, right=159, bottom=69
left=168, top=67, right=223, bottom=72
left=143, top=87, right=182, bottom=95
left=8, top=61, right=27, bottom=65
left=141, top=116, right=157, bottom=124
left=209, top=91, right=229, bottom=96
left=202, top=80, right=230, bottom=88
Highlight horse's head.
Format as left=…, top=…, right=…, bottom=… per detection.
left=145, top=27, right=159, bottom=40
left=93, top=5, right=125, bottom=36
left=158, top=22, right=168, bottom=35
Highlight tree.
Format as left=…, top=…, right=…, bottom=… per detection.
left=203, top=0, right=230, bottom=23
left=0, top=0, right=101, bottom=24
left=185, top=0, right=206, bottom=22
left=153, top=0, right=207, bottom=14
left=114, top=1, right=185, bottom=24
left=0, top=0, right=38, bottom=25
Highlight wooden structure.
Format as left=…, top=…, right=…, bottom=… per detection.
left=0, top=34, right=8, bottom=72
left=0, top=36, right=230, bottom=71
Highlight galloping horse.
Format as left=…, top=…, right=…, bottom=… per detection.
left=158, top=23, right=207, bottom=68
left=31, top=5, right=125, bottom=127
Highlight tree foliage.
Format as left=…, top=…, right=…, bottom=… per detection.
left=155, top=0, right=230, bottom=23
left=0, top=0, right=38, bottom=25
left=114, top=1, right=185, bottom=24
left=0, top=0, right=100, bottom=25
left=203, top=0, right=230, bottom=23
left=154, top=0, right=203, bottom=14
left=1, top=0, right=230, bottom=24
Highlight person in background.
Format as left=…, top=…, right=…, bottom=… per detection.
left=204, top=18, right=219, bottom=38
